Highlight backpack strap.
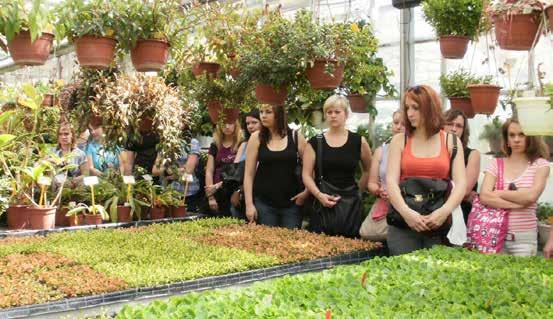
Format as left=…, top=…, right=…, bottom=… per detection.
left=447, top=132, right=458, bottom=180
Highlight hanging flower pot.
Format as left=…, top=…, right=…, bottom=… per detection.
left=7, top=205, right=30, bottom=230
left=150, top=206, right=166, bottom=219
left=171, top=205, right=187, bottom=218
left=547, top=5, right=553, bottom=30
left=467, top=84, right=501, bottom=115
left=28, top=206, right=56, bottom=230
left=84, top=213, right=103, bottom=225
left=305, top=59, right=345, bottom=90
left=392, top=0, right=421, bottom=9
left=191, top=62, right=220, bottom=78
left=448, top=97, right=475, bottom=118
left=513, top=97, right=553, bottom=136
left=207, top=100, right=240, bottom=124
left=493, top=12, right=541, bottom=51
left=439, top=36, right=470, bottom=59
left=255, top=84, right=288, bottom=105
left=74, top=36, right=117, bottom=69
left=6, top=31, right=54, bottom=66
left=347, top=94, right=375, bottom=113
left=116, top=205, right=132, bottom=223
left=131, top=39, right=169, bottom=72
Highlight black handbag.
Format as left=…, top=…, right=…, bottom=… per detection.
left=311, top=134, right=362, bottom=238
left=386, top=132, right=457, bottom=233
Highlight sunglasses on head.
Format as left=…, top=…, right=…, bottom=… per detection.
left=407, top=85, right=422, bottom=93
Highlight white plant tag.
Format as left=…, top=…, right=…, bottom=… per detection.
left=83, top=176, right=99, bottom=186
left=182, top=173, right=193, bottom=182
left=38, top=176, right=52, bottom=186
left=54, top=174, right=66, bottom=184
left=124, top=202, right=131, bottom=207
left=69, top=201, right=77, bottom=207
left=142, top=174, right=153, bottom=182
left=123, top=176, right=136, bottom=184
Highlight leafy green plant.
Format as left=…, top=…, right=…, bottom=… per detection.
left=479, top=116, right=504, bottom=141
left=537, top=202, right=553, bottom=223
left=103, top=171, right=148, bottom=221
left=440, top=69, right=492, bottom=98
left=422, top=0, right=484, bottom=38
left=0, top=0, right=53, bottom=43
left=66, top=202, right=109, bottom=220
left=488, top=0, right=545, bottom=16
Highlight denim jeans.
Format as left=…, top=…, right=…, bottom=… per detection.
left=254, top=197, right=301, bottom=229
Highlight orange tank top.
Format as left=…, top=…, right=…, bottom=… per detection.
left=401, top=130, right=450, bottom=180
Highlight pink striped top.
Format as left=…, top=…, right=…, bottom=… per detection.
left=486, top=158, right=550, bottom=233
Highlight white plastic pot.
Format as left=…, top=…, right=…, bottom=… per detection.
left=513, top=97, right=553, bottom=136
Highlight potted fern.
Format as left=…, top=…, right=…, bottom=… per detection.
left=422, top=0, right=484, bottom=59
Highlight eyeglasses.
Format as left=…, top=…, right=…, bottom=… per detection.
left=446, top=123, right=464, bottom=130
left=407, top=85, right=422, bottom=93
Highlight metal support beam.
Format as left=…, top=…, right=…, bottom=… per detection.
left=399, top=7, right=415, bottom=98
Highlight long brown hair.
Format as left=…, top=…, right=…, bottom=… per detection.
left=502, top=118, right=550, bottom=162
left=444, top=109, right=470, bottom=146
left=213, top=120, right=242, bottom=152
left=402, top=85, right=444, bottom=139
left=259, top=104, right=288, bottom=145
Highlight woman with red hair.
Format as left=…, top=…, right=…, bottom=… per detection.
left=386, top=85, right=466, bottom=255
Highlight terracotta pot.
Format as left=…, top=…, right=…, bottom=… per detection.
left=131, top=39, right=169, bottom=72
left=255, top=84, right=288, bottom=105
left=547, top=5, right=553, bottom=30
left=191, top=62, right=220, bottom=78
left=7, top=31, right=54, bottom=66
left=116, top=205, right=132, bottom=223
left=55, top=207, right=69, bottom=227
left=28, top=207, right=56, bottom=230
left=448, top=97, right=475, bottom=118
left=68, top=214, right=84, bottom=227
left=347, top=94, right=373, bottom=113
left=84, top=213, right=103, bottom=225
left=467, top=84, right=501, bottom=115
left=392, top=0, right=421, bottom=9
left=7, top=205, right=30, bottom=230
left=439, top=36, right=470, bottom=59
left=493, top=12, right=541, bottom=51
left=171, top=205, right=187, bottom=218
left=206, top=100, right=239, bottom=124
left=305, top=59, right=345, bottom=90
left=74, top=36, right=117, bottom=69
left=150, top=206, right=166, bottom=220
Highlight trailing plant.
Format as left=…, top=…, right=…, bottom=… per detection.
left=0, top=0, right=53, bottom=44
left=440, top=69, right=492, bottom=98
left=422, top=0, right=484, bottom=38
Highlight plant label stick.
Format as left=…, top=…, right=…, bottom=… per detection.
left=83, top=176, right=99, bottom=186
left=38, top=176, right=51, bottom=206
left=123, top=175, right=136, bottom=185
left=182, top=174, right=192, bottom=206
left=142, top=174, right=153, bottom=182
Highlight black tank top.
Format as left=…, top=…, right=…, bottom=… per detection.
left=309, top=131, right=361, bottom=188
left=254, top=129, right=299, bottom=208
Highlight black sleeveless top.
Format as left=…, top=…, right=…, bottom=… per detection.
left=308, top=131, right=361, bottom=189
left=464, top=147, right=478, bottom=192
left=253, top=129, right=299, bottom=208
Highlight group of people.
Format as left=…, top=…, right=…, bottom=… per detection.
left=50, top=84, right=552, bottom=258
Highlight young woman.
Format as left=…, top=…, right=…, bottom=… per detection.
left=50, top=123, right=89, bottom=188
left=386, top=85, right=466, bottom=255
left=84, top=124, right=125, bottom=176
left=230, top=109, right=261, bottom=219
left=444, top=109, right=481, bottom=223
left=153, top=138, right=201, bottom=212
left=244, top=104, right=309, bottom=229
left=302, top=95, right=372, bottom=238
left=480, top=118, right=550, bottom=257
left=361, top=110, right=404, bottom=240
left=205, top=121, right=242, bottom=216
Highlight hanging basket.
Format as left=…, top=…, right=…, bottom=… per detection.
left=28, top=206, right=56, bottom=230
left=305, top=59, right=345, bottom=90
left=191, top=62, right=220, bottom=78
left=207, top=100, right=240, bottom=124
left=131, top=39, right=169, bottom=72
left=347, top=94, right=374, bottom=113
left=6, top=31, right=54, bottom=66
left=392, top=0, right=421, bottom=9
left=514, top=97, right=553, bottom=136
left=448, top=97, right=475, bottom=118
left=74, top=36, right=117, bottom=69
left=493, top=12, right=542, bottom=51
left=255, top=84, right=288, bottom=105
left=467, top=84, right=501, bottom=115
left=439, top=36, right=470, bottom=59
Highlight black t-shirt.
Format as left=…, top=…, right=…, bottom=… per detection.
left=309, top=131, right=361, bottom=189
left=126, top=132, right=159, bottom=173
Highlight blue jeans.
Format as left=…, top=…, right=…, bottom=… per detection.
left=254, top=197, right=301, bottom=229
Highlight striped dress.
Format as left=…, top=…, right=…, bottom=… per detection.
left=486, top=158, right=550, bottom=233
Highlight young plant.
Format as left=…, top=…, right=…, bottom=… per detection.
left=439, top=69, right=491, bottom=98
left=422, top=0, right=484, bottom=38
left=66, top=202, right=109, bottom=220
left=0, top=0, right=53, bottom=44
left=55, top=0, right=123, bottom=41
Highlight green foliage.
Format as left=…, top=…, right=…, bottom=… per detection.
left=488, top=0, right=545, bottom=15
left=55, top=0, right=123, bottom=40
left=440, top=69, right=492, bottom=98
left=537, top=202, right=553, bottom=222
left=117, top=246, right=553, bottom=318
left=479, top=116, right=504, bottom=141
left=0, top=0, right=52, bottom=42
left=422, top=0, right=484, bottom=38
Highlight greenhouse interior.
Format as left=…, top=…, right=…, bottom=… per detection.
left=0, top=0, right=552, bottom=318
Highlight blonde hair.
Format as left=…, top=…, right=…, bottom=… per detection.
left=323, top=95, right=350, bottom=116
left=213, top=120, right=242, bottom=152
